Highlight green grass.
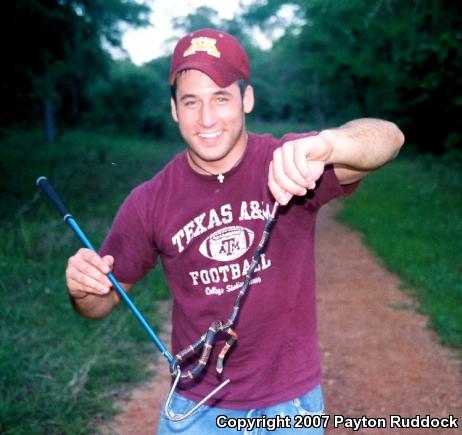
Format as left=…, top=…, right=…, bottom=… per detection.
left=0, top=130, right=179, bottom=434
left=337, top=155, right=462, bottom=349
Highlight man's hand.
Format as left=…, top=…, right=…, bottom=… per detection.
left=66, top=248, right=114, bottom=300
left=268, top=135, right=333, bottom=205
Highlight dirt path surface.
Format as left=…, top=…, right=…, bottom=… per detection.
left=100, top=201, right=461, bottom=434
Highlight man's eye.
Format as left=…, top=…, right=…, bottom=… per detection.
left=216, top=96, right=228, bottom=103
left=184, top=100, right=197, bottom=107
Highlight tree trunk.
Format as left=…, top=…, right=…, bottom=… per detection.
left=312, top=74, right=325, bottom=129
left=350, top=74, right=368, bottom=116
left=43, top=98, right=56, bottom=144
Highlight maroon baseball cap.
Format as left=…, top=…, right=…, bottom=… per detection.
left=169, top=28, right=250, bottom=88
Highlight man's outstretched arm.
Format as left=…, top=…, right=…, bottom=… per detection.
left=268, top=118, right=405, bottom=205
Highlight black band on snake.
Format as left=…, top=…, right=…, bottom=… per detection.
left=169, top=202, right=279, bottom=380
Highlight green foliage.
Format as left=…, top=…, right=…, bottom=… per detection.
left=338, top=155, right=462, bottom=348
left=83, top=58, right=175, bottom=138
left=172, top=6, right=221, bottom=31
left=241, top=0, right=462, bottom=153
left=396, top=30, right=462, bottom=153
left=0, top=130, right=179, bottom=433
left=0, top=1, right=150, bottom=131
left=2, top=0, right=462, bottom=153
left=247, top=119, right=315, bottom=138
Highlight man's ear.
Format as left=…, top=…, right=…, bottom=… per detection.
left=171, top=98, right=179, bottom=123
left=243, top=85, right=255, bottom=114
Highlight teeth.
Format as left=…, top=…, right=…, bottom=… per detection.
left=199, top=131, right=221, bottom=139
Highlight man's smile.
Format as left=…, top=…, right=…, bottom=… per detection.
left=198, top=130, right=223, bottom=139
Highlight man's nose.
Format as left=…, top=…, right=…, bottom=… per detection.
left=199, top=103, right=217, bottom=127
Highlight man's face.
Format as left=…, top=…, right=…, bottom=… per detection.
left=171, top=69, right=254, bottom=171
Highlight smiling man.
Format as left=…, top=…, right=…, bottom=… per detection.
left=65, top=29, right=404, bottom=434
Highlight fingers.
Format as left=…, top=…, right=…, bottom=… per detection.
left=66, top=248, right=114, bottom=299
left=268, top=139, right=322, bottom=205
left=268, top=161, right=292, bottom=206
left=293, top=142, right=316, bottom=184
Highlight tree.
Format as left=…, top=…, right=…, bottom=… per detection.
left=393, top=1, right=462, bottom=153
left=0, top=1, right=150, bottom=140
left=172, top=6, right=221, bottom=32
left=84, top=57, right=174, bottom=139
left=240, top=0, right=462, bottom=153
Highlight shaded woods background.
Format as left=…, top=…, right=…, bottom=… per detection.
left=1, top=0, right=461, bottom=155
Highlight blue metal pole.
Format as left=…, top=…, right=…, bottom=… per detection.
left=37, top=176, right=173, bottom=364
left=66, top=217, right=173, bottom=363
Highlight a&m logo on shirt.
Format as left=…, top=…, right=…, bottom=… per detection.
left=183, top=37, right=221, bottom=58
left=199, top=226, right=254, bottom=262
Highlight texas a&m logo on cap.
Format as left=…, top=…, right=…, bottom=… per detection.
left=169, top=28, right=250, bottom=87
left=183, top=36, right=221, bottom=58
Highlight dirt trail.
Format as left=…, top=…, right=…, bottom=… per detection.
left=100, top=201, right=462, bottom=434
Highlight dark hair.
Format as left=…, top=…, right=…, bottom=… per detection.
left=170, top=73, right=249, bottom=101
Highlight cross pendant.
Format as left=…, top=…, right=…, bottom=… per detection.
left=217, top=174, right=224, bottom=183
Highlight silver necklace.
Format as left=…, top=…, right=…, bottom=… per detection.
left=187, top=152, right=244, bottom=184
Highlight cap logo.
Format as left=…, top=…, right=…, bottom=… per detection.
left=183, top=37, right=221, bottom=58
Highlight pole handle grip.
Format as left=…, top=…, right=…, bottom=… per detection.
left=36, top=176, right=71, bottom=219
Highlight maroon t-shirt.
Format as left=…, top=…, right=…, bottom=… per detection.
left=100, top=132, right=357, bottom=409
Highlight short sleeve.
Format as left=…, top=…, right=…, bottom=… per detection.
left=99, top=187, right=158, bottom=283
left=307, top=164, right=360, bottom=210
